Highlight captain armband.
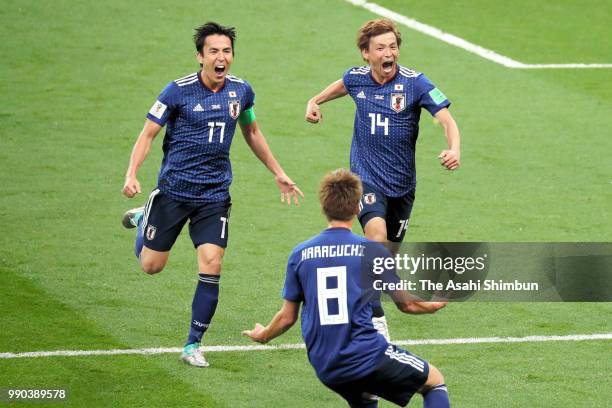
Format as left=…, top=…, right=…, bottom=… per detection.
left=238, top=107, right=256, bottom=126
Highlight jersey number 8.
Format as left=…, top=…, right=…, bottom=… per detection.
left=316, top=266, right=349, bottom=325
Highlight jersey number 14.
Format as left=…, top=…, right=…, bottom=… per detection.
left=368, top=113, right=389, bottom=136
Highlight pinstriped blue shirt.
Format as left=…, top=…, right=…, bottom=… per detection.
left=342, top=65, right=450, bottom=197
left=146, top=71, right=255, bottom=202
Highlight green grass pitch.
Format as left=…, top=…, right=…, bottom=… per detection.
left=1, top=0, right=611, bottom=406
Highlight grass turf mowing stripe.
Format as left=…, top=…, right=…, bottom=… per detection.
left=344, top=0, right=612, bottom=69
left=2, top=333, right=610, bottom=359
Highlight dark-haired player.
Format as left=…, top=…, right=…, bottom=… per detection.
left=305, top=19, right=461, bottom=340
left=243, top=169, right=449, bottom=408
left=121, top=22, right=303, bottom=367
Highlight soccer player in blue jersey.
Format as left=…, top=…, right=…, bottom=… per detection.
left=121, top=22, right=303, bottom=367
left=243, top=169, right=450, bottom=407
left=305, top=19, right=461, bottom=340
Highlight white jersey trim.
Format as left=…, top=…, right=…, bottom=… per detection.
left=175, top=72, right=198, bottom=82
left=226, top=74, right=245, bottom=83
left=399, top=67, right=420, bottom=78
left=384, top=346, right=425, bottom=372
left=174, top=72, right=198, bottom=86
left=176, top=78, right=198, bottom=87
left=349, top=66, right=371, bottom=75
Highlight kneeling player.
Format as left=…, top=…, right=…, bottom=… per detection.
left=243, top=169, right=450, bottom=407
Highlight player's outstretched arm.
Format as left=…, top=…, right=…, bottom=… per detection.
left=240, top=121, right=304, bottom=206
left=435, top=108, right=461, bottom=171
left=305, top=79, right=348, bottom=123
left=399, top=300, right=447, bottom=314
left=242, top=300, right=300, bottom=344
left=391, top=290, right=447, bottom=314
left=123, top=119, right=162, bottom=198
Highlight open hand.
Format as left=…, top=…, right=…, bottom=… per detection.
left=275, top=174, right=304, bottom=206
left=242, top=323, right=267, bottom=344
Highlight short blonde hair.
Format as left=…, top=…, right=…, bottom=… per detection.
left=356, top=19, right=402, bottom=51
left=319, top=169, right=363, bottom=221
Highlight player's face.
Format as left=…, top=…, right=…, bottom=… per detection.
left=197, top=34, right=234, bottom=88
left=362, top=31, right=399, bottom=82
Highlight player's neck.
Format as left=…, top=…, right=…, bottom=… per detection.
left=370, top=66, right=397, bottom=85
left=200, top=70, right=225, bottom=92
left=327, top=220, right=354, bottom=230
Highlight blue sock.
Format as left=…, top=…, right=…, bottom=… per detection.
left=134, top=217, right=144, bottom=259
left=186, top=273, right=220, bottom=345
left=424, top=384, right=450, bottom=408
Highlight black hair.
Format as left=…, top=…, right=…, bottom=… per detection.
left=194, top=22, right=236, bottom=54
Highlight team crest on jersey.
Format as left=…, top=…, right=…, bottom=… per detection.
left=363, top=193, right=377, bottom=205
left=229, top=100, right=240, bottom=119
left=146, top=225, right=157, bottom=241
left=390, top=93, right=406, bottom=113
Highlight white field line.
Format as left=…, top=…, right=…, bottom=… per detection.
left=345, top=0, right=612, bottom=69
left=1, top=333, right=610, bottom=359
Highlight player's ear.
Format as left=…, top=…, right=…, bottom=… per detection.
left=361, top=48, right=369, bottom=63
left=196, top=51, right=204, bottom=66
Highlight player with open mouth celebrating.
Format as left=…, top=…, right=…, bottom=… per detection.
left=121, top=22, right=302, bottom=367
left=305, top=19, right=460, bottom=341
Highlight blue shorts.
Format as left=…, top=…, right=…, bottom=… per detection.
left=324, top=344, right=429, bottom=407
left=140, top=189, right=231, bottom=252
left=358, top=182, right=415, bottom=243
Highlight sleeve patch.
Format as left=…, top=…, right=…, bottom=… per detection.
left=428, top=88, right=447, bottom=105
left=148, top=100, right=167, bottom=119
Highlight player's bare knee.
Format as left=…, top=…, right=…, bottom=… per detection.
left=199, top=255, right=222, bottom=272
left=140, top=258, right=165, bottom=275
left=420, top=364, right=445, bottom=394
left=364, top=218, right=387, bottom=243
left=365, top=226, right=387, bottom=242
left=197, top=245, right=225, bottom=274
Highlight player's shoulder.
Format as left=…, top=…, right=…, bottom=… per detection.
left=396, top=65, right=422, bottom=80
left=293, top=229, right=366, bottom=251
left=343, top=65, right=371, bottom=85
left=225, top=73, right=254, bottom=94
left=346, top=65, right=371, bottom=76
left=225, top=73, right=246, bottom=84
left=173, top=72, right=200, bottom=87
left=226, top=73, right=251, bottom=88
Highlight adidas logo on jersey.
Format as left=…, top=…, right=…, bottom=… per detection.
left=193, top=104, right=204, bottom=112
left=357, top=91, right=366, bottom=99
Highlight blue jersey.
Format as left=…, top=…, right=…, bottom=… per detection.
left=342, top=65, right=451, bottom=197
left=146, top=72, right=255, bottom=202
left=283, top=228, right=395, bottom=384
